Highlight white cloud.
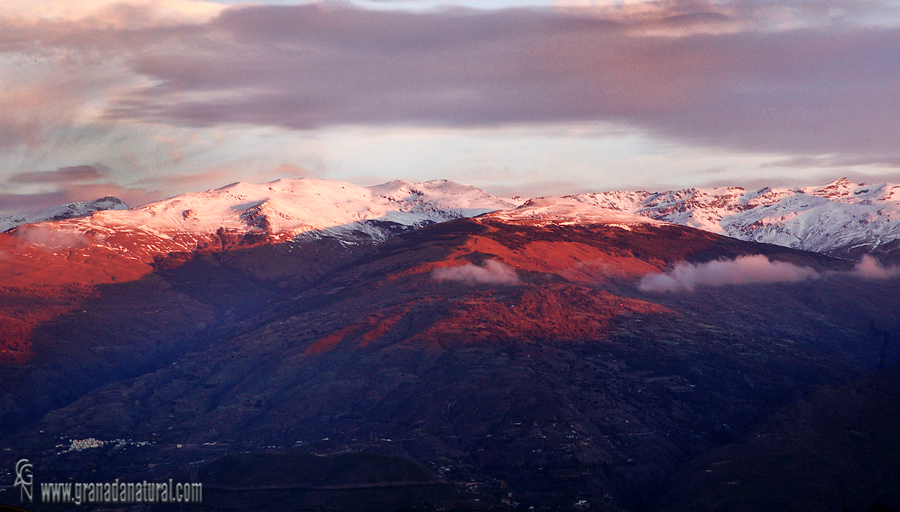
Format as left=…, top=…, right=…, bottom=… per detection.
left=15, top=224, right=86, bottom=249
left=851, top=254, right=900, bottom=280
left=639, top=253, right=900, bottom=293
left=433, top=259, right=521, bottom=285
left=0, top=0, right=224, bottom=23
left=638, top=255, right=819, bottom=292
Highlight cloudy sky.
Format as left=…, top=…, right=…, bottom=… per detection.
left=2, top=0, right=900, bottom=215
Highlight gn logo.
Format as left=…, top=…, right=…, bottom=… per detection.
left=14, top=459, right=33, bottom=503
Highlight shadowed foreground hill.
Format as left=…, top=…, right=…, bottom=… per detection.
left=655, top=363, right=900, bottom=512
left=1, top=217, right=899, bottom=511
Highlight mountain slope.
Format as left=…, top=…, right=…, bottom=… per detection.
left=5, top=176, right=900, bottom=265
left=0, top=178, right=518, bottom=365
left=2, top=211, right=899, bottom=511
left=0, top=196, right=128, bottom=233
left=7, top=178, right=520, bottom=264
left=2, top=176, right=900, bottom=511
left=572, top=177, right=900, bottom=262
left=655, top=364, right=900, bottom=512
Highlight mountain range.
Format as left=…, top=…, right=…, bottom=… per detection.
left=0, top=197, right=129, bottom=233
left=4, top=176, right=899, bottom=263
left=1, top=176, right=899, bottom=512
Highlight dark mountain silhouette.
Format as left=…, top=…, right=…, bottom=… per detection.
left=655, top=363, right=900, bottom=512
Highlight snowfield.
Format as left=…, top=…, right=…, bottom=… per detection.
left=569, top=177, right=900, bottom=258
left=4, top=177, right=900, bottom=261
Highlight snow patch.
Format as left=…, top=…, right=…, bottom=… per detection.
left=570, top=178, right=900, bottom=257
left=487, top=196, right=658, bottom=226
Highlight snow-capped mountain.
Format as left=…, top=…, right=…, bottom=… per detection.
left=0, top=196, right=128, bottom=232
left=9, top=178, right=521, bottom=262
left=484, top=196, right=660, bottom=228
left=5, top=177, right=900, bottom=263
left=110, top=178, right=517, bottom=238
left=570, top=177, right=900, bottom=260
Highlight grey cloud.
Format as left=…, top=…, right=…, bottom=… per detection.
left=8, top=165, right=105, bottom=184
left=0, top=183, right=160, bottom=216
left=761, top=154, right=900, bottom=169
left=0, top=191, right=72, bottom=216
left=6, top=1, right=900, bottom=165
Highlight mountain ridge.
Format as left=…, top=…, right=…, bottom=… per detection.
left=3, top=178, right=520, bottom=266
left=4, top=176, right=899, bottom=263
left=570, top=177, right=900, bottom=261
left=0, top=196, right=128, bottom=233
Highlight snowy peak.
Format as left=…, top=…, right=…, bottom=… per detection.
left=123, top=177, right=520, bottom=237
left=0, top=196, right=128, bottom=232
left=484, top=196, right=659, bottom=227
left=368, top=179, right=524, bottom=218
left=7, top=178, right=519, bottom=262
left=801, top=177, right=897, bottom=203
left=804, top=176, right=858, bottom=201
left=570, top=177, right=900, bottom=260
left=5, top=176, right=900, bottom=264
